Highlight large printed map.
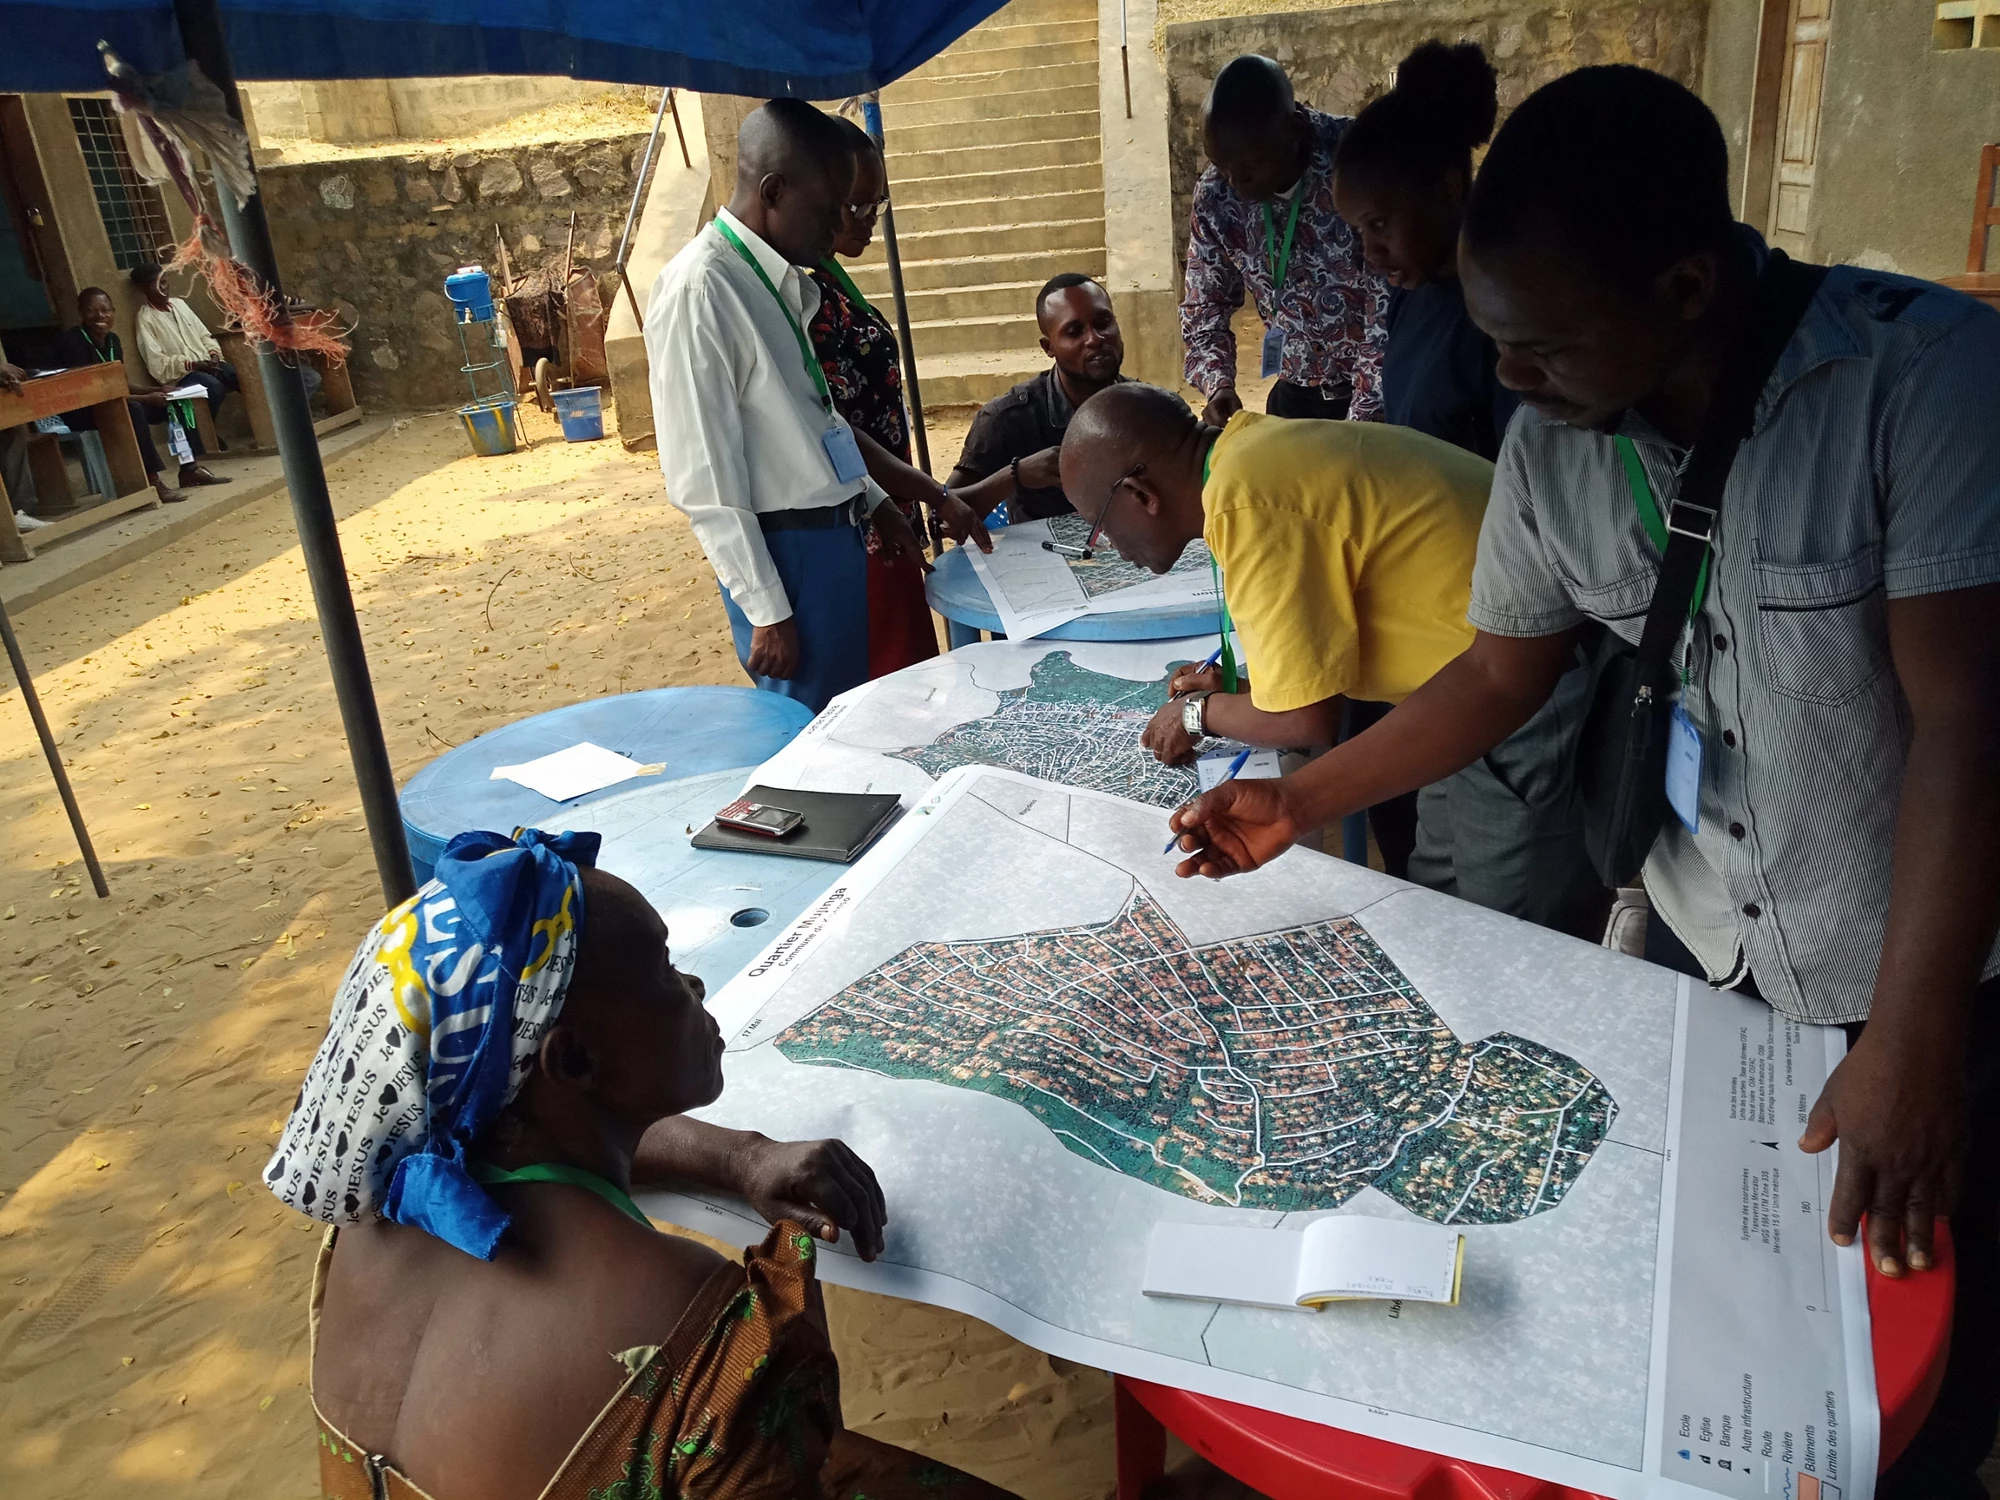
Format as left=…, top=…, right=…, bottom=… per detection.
left=887, top=650, right=1197, bottom=808
left=775, top=890, right=1616, bottom=1220
left=750, top=639, right=1235, bottom=812
left=1046, top=514, right=1212, bottom=600
left=650, top=769, right=1874, bottom=1500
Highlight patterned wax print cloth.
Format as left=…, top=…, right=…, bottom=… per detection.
left=806, top=262, right=939, bottom=679
left=264, top=827, right=599, bottom=1258
left=310, top=1221, right=1023, bottom=1500
left=1180, top=105, right=1391, bottom=417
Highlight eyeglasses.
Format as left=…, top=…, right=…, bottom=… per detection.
left=1086, top=462, right=1144, bottom=549
left=845, top=194, right=891, bottom=219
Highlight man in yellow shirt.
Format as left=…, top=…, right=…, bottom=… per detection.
left=1060, top=381, right=1603, bottom=936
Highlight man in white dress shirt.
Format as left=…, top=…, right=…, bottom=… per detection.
left=647, top=99, right=925, bottom=712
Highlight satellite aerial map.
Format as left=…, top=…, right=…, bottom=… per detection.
left=1046, top=513, right=1213, bottom=600
left=888, top=651, right=1199, bottom=807
left=773, top=887, right=1619, bottom=1222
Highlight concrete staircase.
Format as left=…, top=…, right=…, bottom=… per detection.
left=848, top=0, right=1105, bottom=410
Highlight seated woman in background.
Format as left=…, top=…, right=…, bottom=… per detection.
left=270, top=827, right=1015, bottom=1500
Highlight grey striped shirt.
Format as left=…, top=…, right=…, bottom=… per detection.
left=1469, top=256, right=2000, bottom=1024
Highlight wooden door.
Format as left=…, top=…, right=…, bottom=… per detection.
left=1765, top=0, right=1832, bottom=256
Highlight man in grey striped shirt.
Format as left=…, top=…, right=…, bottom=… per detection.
left=1170, top=68, right=2000, bottom=1493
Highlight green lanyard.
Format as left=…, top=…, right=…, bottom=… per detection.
left=82, top=331, right=116, bottom=364
left=817, top=256, right=879, bottom=320
left=712, top=216, right=832, bottom=413
left=1614, top=434, right=1709, bottom=683
left=472, top=1160, right=650, bottom=1227
left=1200, top=446, right=1240, bottom=692
left=1260, top=183, right=1305, bottom=301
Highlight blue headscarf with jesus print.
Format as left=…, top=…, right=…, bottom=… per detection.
left=263, top=826, right=601, bottom=1259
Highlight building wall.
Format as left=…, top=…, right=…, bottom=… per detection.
left=242, top=77, right=626, bottom=148
left=256, top=134, right=653, bottom=410
left=1161, top=0, right=1709, bottom=273
left=16, top=94, right=203, bottom=379
left=1701, top=0, right=2000, bottom=277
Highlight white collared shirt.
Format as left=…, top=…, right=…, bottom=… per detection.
left=645, top=206, right=885, bottom=626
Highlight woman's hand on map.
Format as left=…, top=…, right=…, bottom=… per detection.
left=1800, top=1019, right=1966, bottom=1278
left=737, top=1135, right=889, bottom=1261
left=931, top=489, right=993, bottom=552
left=1167, top=778, right=1302, bottom=879
left=1141, top=699, right=1200, bottom=766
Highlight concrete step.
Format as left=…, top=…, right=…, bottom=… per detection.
left=870, top=278, right=1050, bottom=323
left=853, top=213, right=1103, bottom=266
left=905, top=311, right=1043, bottom=358
left=877, top=81, right=1099, bottom=129
left=907, top=349, right=1050, bottom=409
left=901, top=37, right=1098, bottom=83
left=890, top=158, right=1100, bottom=207
left=888, top=134, right=1100, bottom=185
left=963, top=0, right=1098, bottom=34
left=847, top=245, right=1107, bottom=296
left=885, top=108, right=1099, bottom=155
left=889, top=187, right=1101, bottom=235
left=885, top=58, right=1098, bottom=105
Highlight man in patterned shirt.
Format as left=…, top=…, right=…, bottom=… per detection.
left=1181, top=55, right=1390, bottom=426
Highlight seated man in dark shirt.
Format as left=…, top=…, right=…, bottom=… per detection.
left=948, top=273, right=1125, bottom=523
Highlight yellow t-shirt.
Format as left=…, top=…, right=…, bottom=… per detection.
left=1202, top=411, right=1494, bottom=710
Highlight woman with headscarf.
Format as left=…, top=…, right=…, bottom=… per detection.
left=807, top=118, right=991, bottom=676
left=274, top=829, right=1018, bottom=1500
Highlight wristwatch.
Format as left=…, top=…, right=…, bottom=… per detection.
left=1179, top=689, right=1214, bottom=743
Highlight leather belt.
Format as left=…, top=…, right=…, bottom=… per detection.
left=759, top=495, right=867, bottom=532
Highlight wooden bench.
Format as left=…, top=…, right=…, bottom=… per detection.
left=218, top=329, right=362, bottom=451
left=0, top=366, right=157, bottom=564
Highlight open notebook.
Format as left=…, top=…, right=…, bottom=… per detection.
left=1141, top=1217, right=1465, bottom=1310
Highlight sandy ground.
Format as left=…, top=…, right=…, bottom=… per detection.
left=0, top=400, right=1138, bottom=1500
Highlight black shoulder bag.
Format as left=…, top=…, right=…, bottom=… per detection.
left=1575, top=250, right=1828, bottom=888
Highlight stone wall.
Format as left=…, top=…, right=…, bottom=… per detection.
left=1161, top=0, right=1707, bottom=272
left=242, top=78, right=627, bottom=148
left=258, top=134, right=653, bottom=411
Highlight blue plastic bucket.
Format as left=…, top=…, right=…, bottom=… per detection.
left=551, top=385, right=605, bottom=442
left=458, top=399, right=519, bottom=457
left=444, top=266, right=494, bottom=323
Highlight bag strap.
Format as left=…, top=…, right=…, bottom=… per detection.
left=1628, top=250, right=1830, bottom=696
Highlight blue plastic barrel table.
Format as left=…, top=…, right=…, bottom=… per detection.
left=398, top=686, right=812, bottom=883
left=580, top=770, right=849, bottom=991
left=925, top=543, right=1224, bottom=648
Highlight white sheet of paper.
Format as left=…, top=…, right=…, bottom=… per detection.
left=161, top=383, right=209, bottom=401
left=489, top=742, right=664, bottom=802
left=964, top=521, right=1091, bottom=640
left=1195, top=745, right=1282, bottom=790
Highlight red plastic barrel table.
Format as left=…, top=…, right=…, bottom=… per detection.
left=1114, top=1224, right=1954, bottom=1500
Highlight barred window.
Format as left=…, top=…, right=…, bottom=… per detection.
left=67, top=96, right=175, bottom=271
left=1934, top=0, right=2000, bottom=48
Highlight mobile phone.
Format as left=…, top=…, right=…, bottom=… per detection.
left=714, top=798, right=804, bottom=838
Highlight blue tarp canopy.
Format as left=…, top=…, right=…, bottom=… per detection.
left=4, top=0, right=1011, bottom=97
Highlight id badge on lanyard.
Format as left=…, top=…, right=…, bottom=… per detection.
left=821, top=424, right=867, bottom=484
left=1259, top=187, right=1303, bottom=383
left=713, top=216, right=868, bottom=488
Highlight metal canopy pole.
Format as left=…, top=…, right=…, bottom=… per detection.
left=860, top=95, right=931, bottom=476
left=0, top=594, right=108, bottom=896
left=170, top=0, right=416, bottom=908
left=613, top=85, right=672, bottom=329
